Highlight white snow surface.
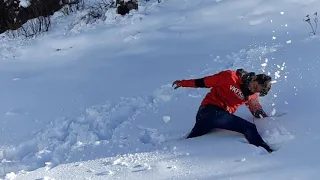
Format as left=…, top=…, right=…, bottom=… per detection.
left=1, top=0, right=320, bottom=179
left=18, top=0, right=31, bottom=8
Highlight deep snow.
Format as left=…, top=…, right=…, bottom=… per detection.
left=1, top=0, right=320, bottom=179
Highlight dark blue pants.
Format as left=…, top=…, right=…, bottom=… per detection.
left=187, top=105, right=272, bottom=152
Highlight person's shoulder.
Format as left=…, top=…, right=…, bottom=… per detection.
left=249, top=93, right=259, bottom=99
left=214, top=70, right=238, bottom=81
left=217, top=69, right=235, bottom=75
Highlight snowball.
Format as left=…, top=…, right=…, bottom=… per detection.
left=19, top=0, right=31, bottom=7
left=271, top=108, right=277, bottom=116
left=163, top=116, right=171, bottom=123
left=5, top=172, right=16, bottom=180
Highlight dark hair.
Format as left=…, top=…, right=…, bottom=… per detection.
left=255, top=74, right=272, bottom=96
left=236, top=68, right=255, bottom=85
left=236, top=68, right=256, bottom=100
left=236, top=68, right=272, bottom=98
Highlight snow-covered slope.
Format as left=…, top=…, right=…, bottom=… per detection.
left=1, top=0, right=320, bottom=179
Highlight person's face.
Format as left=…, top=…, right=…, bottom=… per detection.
left=248, top=78, right=265, bottom=93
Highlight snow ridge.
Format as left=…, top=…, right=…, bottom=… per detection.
left=0, top=83, right=180, bottom=176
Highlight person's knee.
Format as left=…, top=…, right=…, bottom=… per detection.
left=246, top=122, right=257, bottom=130
left=188, top=120, right=213, bottom=138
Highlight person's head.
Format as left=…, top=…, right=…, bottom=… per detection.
left=236, top=68, right=272, bottom=97
left=248, top=74, right=272, bottom=96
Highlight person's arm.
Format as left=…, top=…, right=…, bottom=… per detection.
left=172, top=71, right=228, bottom=89
left=245, top=93, right=268, bottom=118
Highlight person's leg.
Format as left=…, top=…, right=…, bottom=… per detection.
left=210, top=107, right=273, bottom=152
left=186, top=106, right=216, bottom=138
left=186, top=120, right=212, bottom=138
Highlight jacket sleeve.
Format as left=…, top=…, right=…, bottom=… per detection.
left=179, top=71, right=227, bottom=88
left=245, top=93, right=268, bottom=118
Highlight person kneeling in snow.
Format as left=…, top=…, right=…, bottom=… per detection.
left=172, top=68, right=274, bottom=153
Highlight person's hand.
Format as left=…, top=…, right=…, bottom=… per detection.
left=172, top=80, right=182, bottom=89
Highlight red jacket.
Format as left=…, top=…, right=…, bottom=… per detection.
left=179, top=70, right=267, bottom=117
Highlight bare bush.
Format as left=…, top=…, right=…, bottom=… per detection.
left=304, top=12, right=318, bottom=36
left=61, top=0, right=86, bottom=16
left=2, top=0, right=161, bottom=38
left=81, top=0, right=139, bottom=23
left=116, top=0, right=138, bottom=15
left=6, top=16, right=51, bottom=38
left=1, top=0, right=83, bottom=36
left=87, top=0, right=116, bottom=20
